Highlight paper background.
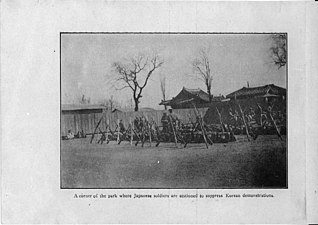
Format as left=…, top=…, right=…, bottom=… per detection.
left=305, top=5, right=318, bottom=224
left=1, top=1, right=316, bottom=224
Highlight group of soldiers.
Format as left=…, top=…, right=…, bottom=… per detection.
left=226, top=103, right=286, bottom=140
left=95, top=116, right=159, bottom=146
left=63, top=102, right=286, bottom=147
left=62, top=129, right=86, bottom=140
left=160, top=109, right=180, bottom=132
left=91, top=108, right=193, bottom=147
left=99, top=108, right=237, bottom=148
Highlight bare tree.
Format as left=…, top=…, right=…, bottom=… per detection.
left=192, top=49, right=213, bottom=102
left=113, top=53, right=163, bottom=111
left=108, top=95, right=115, bottom=111
left=160, top=76, right=167, bottom=110
left=79, top=94, right=90, bottom=104
left=101, top=95, right=120, bottom=111
left=270, top=34, right=287, bottom=69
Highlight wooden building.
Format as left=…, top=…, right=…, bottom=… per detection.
left=61, top=104, right=107, bottom=136
left=60, top=103, right=209, bottom=138
left=62, top=104, right=106, bottom=115
left=226, top=84, right=286, bottom=101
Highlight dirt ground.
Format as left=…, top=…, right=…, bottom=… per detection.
left=61, top=135, right=287, bottom=189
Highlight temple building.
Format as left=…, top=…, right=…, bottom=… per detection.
left=159, top=87, right=224, bottom=109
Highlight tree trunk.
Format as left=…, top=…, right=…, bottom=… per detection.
left=134, top=98, right=139, bottom=111
left=207, top=87, right=212, bottom=102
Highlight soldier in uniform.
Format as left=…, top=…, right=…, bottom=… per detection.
left=168, top=109, right=180, bottom=128
left=67, top=130, right=74, bottom=139
left=161, top=112, right=169, bottom=133
left=119, top=119, right=126, bottom=133
left=168, top=109, right=179, bottom=121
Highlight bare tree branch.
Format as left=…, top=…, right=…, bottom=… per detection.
left=113, top=53, right=163, bottom=111
left=115, top=84, right=131, bottom=91
left=270, top=34, right=287, bottom=69
left=160, top=75, right=167, bottom=110
left=192, top=48, right=213, bottom=102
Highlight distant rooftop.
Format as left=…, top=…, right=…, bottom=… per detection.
left=182, top=87, right=210, bottom=102
left=112, top=107, right=155, bottom=113
left=226, top=84, right=286, bottom=99
left=61, top=104, right=107, bottom=111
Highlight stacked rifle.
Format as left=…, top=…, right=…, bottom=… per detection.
left=84, top=101, right=285, bottom=148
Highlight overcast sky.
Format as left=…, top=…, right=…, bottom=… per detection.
left=61, top=33, right=286, bottom=109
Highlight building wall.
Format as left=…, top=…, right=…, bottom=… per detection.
left=62, top=108, right=103, bottom=115
left=171, top=102, right=214, bottom=109
left=60, top=108, right=209, bottom=137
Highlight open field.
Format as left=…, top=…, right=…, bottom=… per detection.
left=61, top=135, right=287, bottom=189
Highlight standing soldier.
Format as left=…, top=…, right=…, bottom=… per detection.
left=119, top=119, right=126, bottom=133
left=161, top=112, right=169, bottom=133
left=168, top=109, right=180, bottom=126
left=116, top=119, right=126, bottom=144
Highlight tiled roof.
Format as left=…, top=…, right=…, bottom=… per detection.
left=159, top=87, right=224, bottom=106
left=182, top=87, right=210, bottom=102
left=226, top=84, right=286, bottom=98
left=211, top=95, right=225, bottom=101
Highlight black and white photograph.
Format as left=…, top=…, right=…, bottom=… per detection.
left=61, top=33, right=287, bottom=189
left=4, top=1, right=318, bottom=224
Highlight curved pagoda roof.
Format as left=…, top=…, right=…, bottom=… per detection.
left=226, top=84, right=286, bottom=99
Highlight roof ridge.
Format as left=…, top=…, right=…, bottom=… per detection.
left=226, top=83, right=286, bottom=98
left=244, top=84, right=269, bottom=89
left=183, top=87, right=202, bottom=91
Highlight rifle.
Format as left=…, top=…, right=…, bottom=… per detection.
left=130, top=117, right=133, bottom=145
left=191, top=101, right=209, bottom=148
left=153, top=121, right=161, bottom=147
left=267, top=108, right=283, bottom=141
left=145, top=115, right=152, bottom=147
left=238, top=103, right=250, bottom=141
left=106, top=118, right=110, bottom=144
left=90, top=114, right=104, bottom=144
left=168, top=114, right=178, bottom=147
left=216, top=107, right=225, bottom=133
left=116, top=119, right=120, bottom=144
left=97, top=127, right=106, bottom=144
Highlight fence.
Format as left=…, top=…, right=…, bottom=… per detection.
left=61, top=108, right=209, bottom=136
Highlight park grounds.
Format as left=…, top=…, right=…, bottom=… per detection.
left=61, top=134, right=286, bottom=189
